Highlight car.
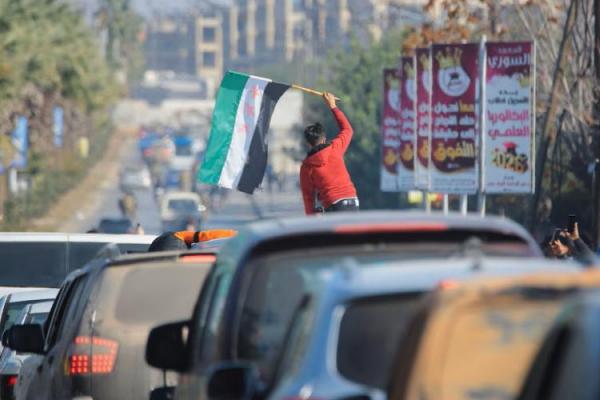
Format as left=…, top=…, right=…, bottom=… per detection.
left=97, top=217, right=134, bottom=234
left=256, top=258, right=582, bottom=400
left=0, top=233, right=155, bottom=289
left=0, top=301, right=54, bottom=400
left=4, top=250, right=215, bottom=400
left=517, top=289, right=600, bottom=400
left=160, top=191, right=206, bottom=231
left=143, top=211, right=546, bottom=400
left=387, top=269, right=600, bottom=400
left=0, top=290, right=59, bottom=354
left=119, top=166, right=152, bottom=190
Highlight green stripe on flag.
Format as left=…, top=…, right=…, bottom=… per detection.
left=199, top=71, right=249, bottom=184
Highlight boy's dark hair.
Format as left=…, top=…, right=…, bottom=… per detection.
left=304, top=122, right=325, bottom=146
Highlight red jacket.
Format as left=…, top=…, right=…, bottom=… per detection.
left=300, top=107, right=357, bottom=214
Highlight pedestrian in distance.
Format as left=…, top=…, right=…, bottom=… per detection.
left=300, top=92, right=359, bottom=214
left=544, top=222, right=596, bottom=265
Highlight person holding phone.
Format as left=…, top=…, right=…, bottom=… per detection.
left=545, top=219, right=595, bottom=264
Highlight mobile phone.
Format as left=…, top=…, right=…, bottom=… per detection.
left=551, top=228, right=562, bottom=242
left=567, top=214, right=577, bottom=233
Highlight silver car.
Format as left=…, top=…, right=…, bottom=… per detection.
left=0, top=301, right=53, bottom=400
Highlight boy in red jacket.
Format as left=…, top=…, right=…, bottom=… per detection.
left=300, top=92, right=359, bottom=214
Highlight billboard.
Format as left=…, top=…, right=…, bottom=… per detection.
left=482, top=41, right=534, bottom=193
left=381, top=68, right=401, bottom=192
left=430, top=43, right=480, bottom=194
left=11, top=116, right=28, bottom=169
left=397, top=56, right=416, bottom=191
left=53, top=106, right=64, bottom=148
left=415, top=48, right=431, bottom=189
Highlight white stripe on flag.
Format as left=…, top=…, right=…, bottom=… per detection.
left=219, top=76, right=270, bottom=188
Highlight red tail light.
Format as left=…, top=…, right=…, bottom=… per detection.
left=67, top=336, right=119, bottom=376
left=6, top=375, right=16, bottom=387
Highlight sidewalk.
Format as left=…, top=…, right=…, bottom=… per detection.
left=34, top=128, right=135, bottom=232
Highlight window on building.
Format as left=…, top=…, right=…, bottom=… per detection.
left=203, top=51, right=216, bottom=67
left=203, top=27, right=216, bottom=42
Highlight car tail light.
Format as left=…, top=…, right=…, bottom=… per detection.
left=437, top=280, right=460, bottom=290
left=6, top=375, right=17, bottom=387
left=67, top=336, right=119, bottom=376
left=179, top=254, right=216, bottom=263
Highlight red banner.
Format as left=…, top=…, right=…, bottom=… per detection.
left=397, top=56, right=416, bottom=190
left=415, top=48, right=431, bottom=189
left=430, top=43, right=479, bottom=194
left=381, top=68, right=400, bottom=192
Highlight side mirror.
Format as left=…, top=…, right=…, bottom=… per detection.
left=206, top=362, right=261, bottom=400
left=149, top=386, right=175, bottom=400
left=4, top=324, right=45, bottom=354
left=146, top=320, right=190, bottom=373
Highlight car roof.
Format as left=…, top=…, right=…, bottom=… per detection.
left=241, top=211, right=534, bottom=238
left=218, top=211, right=542, bottom=264
left=319, top=257, right=582, bottom=302
left=0, top=233, right=156, bottom=244
left=8, top=288, right=59, bottom=303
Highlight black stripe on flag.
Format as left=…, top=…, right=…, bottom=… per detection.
left=237, top=81, right=290, bottom=194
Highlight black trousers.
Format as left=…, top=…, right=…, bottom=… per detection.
left=325, top=199, right=359, bottom=212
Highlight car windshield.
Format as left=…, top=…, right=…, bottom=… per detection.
left=337, top=294, right=423, bottom=390
left=0, top=242, right=66, bottom=287
left=168, top=199, right=198, bottom=213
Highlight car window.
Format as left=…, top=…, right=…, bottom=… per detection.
left=98, top=220, right=132, bottom=234
left=112, top=264, right=209, bottom=325
left=235, top=254, right=337, bottom=383
left=0, top=300, right=50, bottom=336
left=0, top=242, right=66, bottom=287
left=436, top=301, right=562, bottom=399
left=26, top=312, right=50, bottom=326
left=68, top=242, right=106, bottom=272
left=196, top=272, right=233, bottom=367
left=46, top=275, right=89, bottom=348
left=336, top=294, right=422, bottom=390
left=168, top=199, right=198, bottom=213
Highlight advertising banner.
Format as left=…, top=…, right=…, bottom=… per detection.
left=415, top=48, right=431, bottom=189
left=53, top=106, right=64, bottom=148
left=430, top=43, right=479, bottom=194
left=11, top=116, right=28, bottom=169
left=381, top=68, right=401, bottom=192
left=397, top=56, right=416, bottom=191
left=482, top=41, right=534, bottom=193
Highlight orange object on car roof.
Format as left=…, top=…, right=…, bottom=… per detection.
left=174, top=229, right=237, bottom=245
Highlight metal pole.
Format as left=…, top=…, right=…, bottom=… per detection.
left=479, top=193, right=486, bottom=217
left=594, top=0, right=600, bottom=248
left=460, top=194, right=468, bottom=216
left=443, top=194, right=449, bottom=215
left=478, top=35, right=487, bottom=215
left=425, top=191, right=431, bottom=213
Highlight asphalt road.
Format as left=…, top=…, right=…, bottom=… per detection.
left=64, top=137, right=303, bottom=235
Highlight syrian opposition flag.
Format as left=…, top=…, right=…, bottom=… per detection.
left=198, top=71, right=289, bottom=194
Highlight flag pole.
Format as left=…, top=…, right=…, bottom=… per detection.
left=291, top=84, right=341, bottom=101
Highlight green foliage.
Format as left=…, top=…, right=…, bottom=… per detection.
left=302, top=33, right=406, bottom=209
left=0, top=0, right=119, bottom=111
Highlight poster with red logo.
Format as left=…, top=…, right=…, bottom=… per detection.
left=397, top=56, right=416, bottom=191
left=430, top=43, right=479, bottom=194
left=482, top=42, right=534, bottom=193
left=381, top=68, right=401, bottom=192
left=415, top=48, right=431, bottom=189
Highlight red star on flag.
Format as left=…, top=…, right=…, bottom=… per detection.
left=245, top=104, right=255, bottom=117
left=252, top=84, right=261, bottom=99
left=237, top=122, right=248, bottom=134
